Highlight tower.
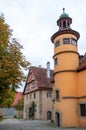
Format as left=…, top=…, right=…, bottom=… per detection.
left=51, top=9, right=80, bottom=127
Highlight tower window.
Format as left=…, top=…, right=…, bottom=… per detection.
left=56, top=90, right=60, bottom=100
left=54, top=58, right=58, bottom=66
left=80, top=103, right=86, bottom=117
left=63, top=21, right=66, bottom=28
left=55, top=41, right=60, bottom=47
left=71, top=38, right=77, bottom=46
left=63, top=38, right=70, bottom=44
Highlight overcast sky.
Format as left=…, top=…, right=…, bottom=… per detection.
left=0, top=0, right=86, bottom=91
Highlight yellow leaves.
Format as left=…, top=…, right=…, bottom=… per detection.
left=0, top=13, right=30, bottom=93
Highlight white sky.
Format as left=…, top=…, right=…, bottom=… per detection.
left=0, top=0, right=86, bottom=91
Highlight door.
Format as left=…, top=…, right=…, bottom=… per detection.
left=55, top=112, right=60, bottom=127
left=47, top=111, right=52, bottom=120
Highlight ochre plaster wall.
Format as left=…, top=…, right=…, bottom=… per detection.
left=78, top=70, right=86, bottom=127
left=53, top=33, right=80, bottom=127
left=55, top=99, right=79, bottom=127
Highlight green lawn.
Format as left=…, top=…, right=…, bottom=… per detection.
left=0, top=116, right=3, bottom=121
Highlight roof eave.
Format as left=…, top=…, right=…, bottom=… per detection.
left=51, top=29, right=80, bottom=43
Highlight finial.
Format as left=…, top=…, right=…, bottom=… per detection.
left=63, top=8, right=65, bottom=13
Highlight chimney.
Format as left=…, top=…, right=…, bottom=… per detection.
left=47, top=61, right=50, bottom=78
left=39, top=65, right=42, bottom=68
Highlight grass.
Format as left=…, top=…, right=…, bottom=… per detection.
left=14, top=116, right=23, bottom=120
left=0, top=117, right=3, bottom=121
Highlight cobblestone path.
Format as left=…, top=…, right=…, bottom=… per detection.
left=0, top=118, right=86, bottom=130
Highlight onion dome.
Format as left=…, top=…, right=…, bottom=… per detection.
left=60, top=8, right=69, bottom=18
left=57, top=8, right=72, bottom=30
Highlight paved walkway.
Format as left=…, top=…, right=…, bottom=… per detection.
left=0, top=118, right=86, bottom=130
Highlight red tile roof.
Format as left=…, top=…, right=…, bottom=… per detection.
left=31, top=66, right=53, bottom=88
left=77, top=53, right=86, bottom=72
left=23, top=66, right=54, bottom=94
left=11, top=92, right=23, bottom=107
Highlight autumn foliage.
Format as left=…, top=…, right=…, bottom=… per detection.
left=0, top=14, right=30, bottom=105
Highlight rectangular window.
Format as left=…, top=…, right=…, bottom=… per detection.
left=34, top=93, right=36, bottom=99
left=56, top=90, right=60, bottom=100
left=30, top=93, right=32, bottom=99
left=80, top=104, right=86, bottom=117
left=54, top=58, right=58, bottom=66
left=63, top=38, right=70, bottom=44
left=55, top=41, right=60, bottom=47
left=71, top=38, right=77, bottom=45
left=31, top=81, right=35, bottom=88
left=47, top=92, right=52, bottom=99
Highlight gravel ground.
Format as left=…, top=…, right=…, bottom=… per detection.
left=0, top=118, right=86, bottom=130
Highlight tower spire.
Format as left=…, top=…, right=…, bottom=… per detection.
left=63, top=7, right=65, bottom=13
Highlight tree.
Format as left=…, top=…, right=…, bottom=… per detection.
left=0, top=88, right=15, bottom=108
left=0, top=14, right=30, bottom=103
left=0, top=13, right=11, bottom=49
left=15, top=97, right=24, bottom=111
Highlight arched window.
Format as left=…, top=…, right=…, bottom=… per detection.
left=63, top=21, right=66, bottom=28
left=67, top=21, right=69, bottom=26
left=60, top=22, right=61, bottom=27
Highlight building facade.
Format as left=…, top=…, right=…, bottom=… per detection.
left=51, top=9, right=86, bottom=127
left=23, top=62, right=53, bottom=120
